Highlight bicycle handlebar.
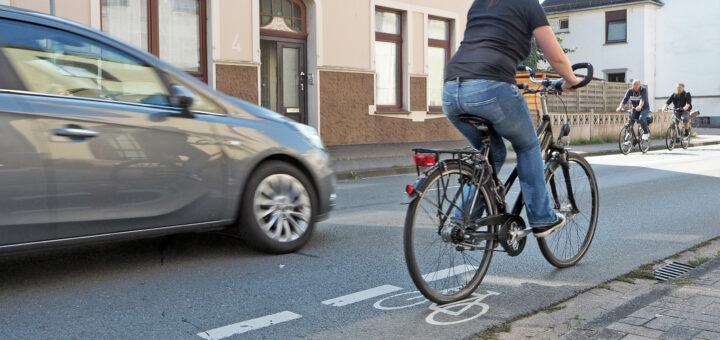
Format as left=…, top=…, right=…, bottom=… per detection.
left=517, top=63, right=594, bottom=93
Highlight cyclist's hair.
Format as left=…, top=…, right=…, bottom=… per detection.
left=678, top=83, right=685, bottom=88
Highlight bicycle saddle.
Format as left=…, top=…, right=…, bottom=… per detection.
left=458, top=114, right=492, bottom=128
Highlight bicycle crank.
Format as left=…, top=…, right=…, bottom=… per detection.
left=498, top=215, right=530, bottom=257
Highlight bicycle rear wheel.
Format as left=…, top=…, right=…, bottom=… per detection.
left=538, top=152, right=599, bottom=268
left=666, top=126, right=676, bottom=151
left=618, top=126, right=632, bottom=155
left=404, top=161, right=496, bottom=304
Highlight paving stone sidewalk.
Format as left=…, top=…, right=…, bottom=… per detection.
left=577, top=266, right=720, bottom=340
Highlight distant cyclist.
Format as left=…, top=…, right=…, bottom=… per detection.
left=662, top=83, right=693, bottom=136
left=616, top=80, right=650, bottom=143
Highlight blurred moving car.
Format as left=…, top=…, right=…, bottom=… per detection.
left=0, top=6, right=335, bottom=254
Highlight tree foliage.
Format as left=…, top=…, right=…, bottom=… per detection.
left=523, top=35, right=576, bottom=70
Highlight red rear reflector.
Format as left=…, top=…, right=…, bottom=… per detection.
left=413, top=154, right=436, bottom=167
left=405, top=184, right=414, bottom=195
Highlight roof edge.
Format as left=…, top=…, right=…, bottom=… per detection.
left=544, top=0, right=664, bottom=14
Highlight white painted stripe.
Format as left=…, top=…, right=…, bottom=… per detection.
left=322, top=285, right=403, bottom=307
left=197, top=311, right=302, bottom=340
left=422, top=264, right=477, bottom=282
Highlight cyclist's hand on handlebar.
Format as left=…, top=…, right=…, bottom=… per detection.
left=616, top=106, right=623, bottom=112
left=561, top=76, right=581, bottom=92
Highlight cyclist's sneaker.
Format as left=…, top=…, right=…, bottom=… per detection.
left=684, top=129, right=690, bottom=137
left=532, top=213, right=566, bottom=238
left=642, top=133, right=649, bottom=141
left=623, top=141, right=631, bottom=146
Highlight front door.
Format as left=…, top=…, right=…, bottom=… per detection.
left=261, top=39, right=306, bottom=123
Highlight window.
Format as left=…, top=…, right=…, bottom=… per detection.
left=260, top=0, right=306, bottom=35
left=558, top=18, right=569, bottom=32
left=607, top=72, right=626, bottom=83
left=605, top=10, right=627, bottom=43
left=375, top=9, right=403, bottom=110
left=428, top=18, right=450, bottom=112
left=101, top=0, right=208, bottom=82
left=166, top=73, right=225, bottom=113
left=0, top=19, right=171, bottom=106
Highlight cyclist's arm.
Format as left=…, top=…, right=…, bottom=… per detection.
left=533, top=26, right=580, bottom=91
left=617, top=89, right=631, bottom=111
left=684, top=92, right=692, bottom=111
left=663, top=94, right=673, bottom=111
left=636, top=88, right=648, bottom=111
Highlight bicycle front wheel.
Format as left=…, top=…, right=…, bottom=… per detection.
left=539, top=152, right=599, bottom=268
left=666, top=126, right=676, bottom=151
left=404, top=161, right=496, bottom=304
left=639, top=134, right=650, bottom=153
left=618, top=126, right=632, bottom=155
left=682, top=131, right=691, bottom=149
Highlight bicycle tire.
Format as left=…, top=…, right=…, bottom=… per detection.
left=404, top=161, right=497, bottom=304
left=618, top=126, right=632, bottom=155
left=666, top=126, right=676, bottom=151
left=538, top=152, right=599, bottom=268
left=682, top=132, right=691, bottom=149
left=639, top=135, right=650, bottom=153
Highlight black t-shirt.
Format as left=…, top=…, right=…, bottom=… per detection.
left=666, top=91, right=692, bottom=111
left=445, top=0, right=550, bottom=84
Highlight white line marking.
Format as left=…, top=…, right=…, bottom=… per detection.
left=322, top=285, right=403, bottom=307
left=422, top=264, right=477, bottom=282
left=197, top=311, right=301, bottom=340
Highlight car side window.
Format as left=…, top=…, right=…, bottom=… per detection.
left=0, top=19, right=170, bottom=106
left=165, top=73, right=226, bottom=114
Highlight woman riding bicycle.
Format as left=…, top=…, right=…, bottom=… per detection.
left=443, top=0, right=580, bottom=237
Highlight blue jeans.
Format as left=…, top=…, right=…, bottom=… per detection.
left=629, top=107, right=650, bottom=134
left=443, top=79, right=557, bottom=226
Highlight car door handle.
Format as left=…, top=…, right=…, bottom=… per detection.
left=52, top=128, right=100, bottom=139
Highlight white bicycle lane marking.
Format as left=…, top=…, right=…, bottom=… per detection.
left=372, top=288, right=501, bottom=325
left=197, top=311, right=302, bottom=340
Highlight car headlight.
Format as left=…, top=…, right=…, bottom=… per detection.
left=292, top=122, right=325, bottom=149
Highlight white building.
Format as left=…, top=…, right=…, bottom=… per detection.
left=543, top=0, right=720, bottom=125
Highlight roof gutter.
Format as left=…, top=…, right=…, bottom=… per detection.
left=544, top=0, right=664, bottom=15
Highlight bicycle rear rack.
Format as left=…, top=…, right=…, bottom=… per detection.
left=411, top=147, right=484, bottom=176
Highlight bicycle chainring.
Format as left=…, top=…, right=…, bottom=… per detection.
left=498, top=215, right=528, bottom=257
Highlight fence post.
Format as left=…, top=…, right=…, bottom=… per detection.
left=602, top=82, right=607, bottom=112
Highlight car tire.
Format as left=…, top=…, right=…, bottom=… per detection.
left=238, top=161, right=317, bottom=254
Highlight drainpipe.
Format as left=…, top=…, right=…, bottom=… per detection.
left=49, top=0, right=55, bottom=15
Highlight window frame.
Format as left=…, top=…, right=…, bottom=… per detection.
left=605, top=9, right=627, bottom=44
left=259, top=0, right=308, bottom=39
left=427, top=16, right=451, bottom=113
left=100, top=0, right=208, bottom=83
left=607, top=72, right=626, bottom=83
left=375, top=7, right=404, bottom=111
left=557, top=17, right=569, bottom=33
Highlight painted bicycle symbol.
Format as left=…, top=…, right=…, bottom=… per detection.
left=373, top=289, right=500, bottom=325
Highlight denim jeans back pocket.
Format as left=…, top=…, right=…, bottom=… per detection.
left=463, top=97, right=505, bottom=124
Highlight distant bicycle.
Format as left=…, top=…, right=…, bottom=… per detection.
left=665, top=107, right=699, bottom=151
left=618, top=109, right=653, bottom=155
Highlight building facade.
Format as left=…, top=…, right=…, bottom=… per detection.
left=543, top=0, right=720, bottom=124
left=2, top=0, right=475, bottom=145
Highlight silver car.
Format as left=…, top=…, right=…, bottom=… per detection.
left=0, top=7, right=335, bottom=254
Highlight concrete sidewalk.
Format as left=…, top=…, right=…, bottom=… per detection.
left=328, top=128, right=720, bottom=180
left=490, top=238, right=720, bottom=340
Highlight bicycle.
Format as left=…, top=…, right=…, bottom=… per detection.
left=665, top=107, right=699, bottom=151
left=618, top=109, right=653, bottom=155
left=403, top=64, right=599, bottom=304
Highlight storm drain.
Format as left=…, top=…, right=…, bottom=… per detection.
left=654, top=261, right=695, bottom=281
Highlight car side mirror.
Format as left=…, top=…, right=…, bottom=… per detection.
left=169, top=84, right=195, bottom=118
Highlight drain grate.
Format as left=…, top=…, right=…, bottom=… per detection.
left=654, top=261, right=695, bottom=281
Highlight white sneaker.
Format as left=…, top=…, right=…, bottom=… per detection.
left=623, top=141, right=631, bottom=146
left=642, top=133, right=649, bottom=141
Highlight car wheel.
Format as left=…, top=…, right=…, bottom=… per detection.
left=239, top=161, right=316, bottom=254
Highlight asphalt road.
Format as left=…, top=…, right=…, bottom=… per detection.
left=2, top=145, right=720, bottom=339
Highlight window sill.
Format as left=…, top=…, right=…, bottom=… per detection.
left=375, top=110, right=411, bottom=114
left=427, top=109, right=444, bottom=114
left=604, top=41, right=627, bottom=46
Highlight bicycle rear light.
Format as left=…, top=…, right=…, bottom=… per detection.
left=413, top=154, right=436, bottom=167
left=405, top=184, right=414, bottom=195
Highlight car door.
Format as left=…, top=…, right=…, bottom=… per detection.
left=0, top=18, right=228, bottom=239
left=0, top=53, right=53, bottom=246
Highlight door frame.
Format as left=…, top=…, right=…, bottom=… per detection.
left=260, top=35, right=308, bottom=124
